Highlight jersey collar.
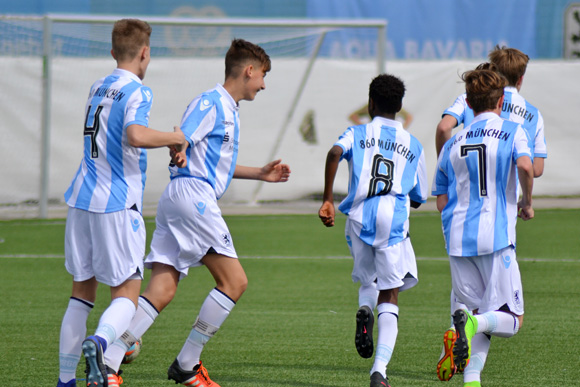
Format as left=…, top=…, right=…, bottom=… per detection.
left=371, top=116, right=404, bottom=130
left=112, top=68, right=143, bottom=84
left=216, top=83, right=239, bottom=111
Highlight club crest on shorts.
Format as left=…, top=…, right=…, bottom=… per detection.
left=513, top=290, right=521, bottom=305
left=195, top=201, right=206, bottom=215
left=502, top=254, right=511, bottom=269
left=221, top=233, right=231, bottom=246
left=131, top=219, right=140, bottom=232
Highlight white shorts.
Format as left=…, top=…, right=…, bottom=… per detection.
left=346, top=218, right=418, bottom=292
left=450, top=245, right=524, bottom=315
left=64, top=207, right=145, bottom=287
left=145, top=177, right=238, bottom=278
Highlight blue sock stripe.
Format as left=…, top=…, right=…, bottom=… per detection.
left=377, top=311, right=399, bottom=320
left=213, top=287, right=236, bottom=305
left=70, top=296, right=94, bottom=308
left=139, top=295, right=160, bottom=314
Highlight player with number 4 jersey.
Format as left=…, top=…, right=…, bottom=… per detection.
left=319, top=74, right=427, bottom=387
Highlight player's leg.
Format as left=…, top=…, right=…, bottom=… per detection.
left=58, top=278, right=97, bottom=386
left=168, top=254, right=245, bottom=386
left=105, top=262, right=180, bottom=372
left=58, top=208, right=98, bottom=386
left=437, top=288, right=469, bottom=381
left=370, top=288, right=399, bottom=387
left=462, top=332, right=491, bottom=387
left=347, top=220, right=377, bottom=359
left=83, top=209, right=145, bottom=386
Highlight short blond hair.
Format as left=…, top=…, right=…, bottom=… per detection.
left=111, top=19, right=152, bottom=62
left=488, top=45, right=529, bottom=86
left=462, top=69, right=507, bottom=113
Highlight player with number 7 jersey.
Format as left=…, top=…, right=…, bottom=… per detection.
left=432, top=112, right=532, bottom=257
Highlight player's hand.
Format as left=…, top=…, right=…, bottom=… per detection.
left=319, top=201, right=335, bottom=227
left=169, top=126, right=188, bottom=168
left=517, top=200, right=534, bottom=221
left=260, top=159, right=291, bottom=183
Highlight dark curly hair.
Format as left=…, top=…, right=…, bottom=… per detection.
left=369, top=74, right=405, bottom=115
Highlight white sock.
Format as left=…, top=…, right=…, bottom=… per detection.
left=370, top=303, right=399, bottom=378
left=94, top=297, right=136, bottom=350
left=359, top=283, right=379, bottom=310
left=475, top=311, right=520, bottom=338
left=176, top=289, right=235, bottom=370
left=105, top=296, right=159, bottom=372
left=463, top=333, right=491, bottom=383
left=59, top=297, right=93, bottom=383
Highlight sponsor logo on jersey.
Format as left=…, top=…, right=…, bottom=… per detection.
left=199, top=99, right=211, bottom=111
left=222, top=120, right=234, bottom=127
left=143, top=89, right=152, bottom=102
left=195, top=201, right=206, bottom=215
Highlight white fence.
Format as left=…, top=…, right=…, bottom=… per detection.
left=1, top=57, right=578, bottom=211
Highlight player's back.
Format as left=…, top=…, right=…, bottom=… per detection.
left=65, top=68, right=152, bottom=213
left=501, top=86, right=546, bottom=158
left=437, top=112, right=530, bottom=256
left=336, top=117, right=427, bottom=247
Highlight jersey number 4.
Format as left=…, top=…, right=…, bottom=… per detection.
left=368, top=154, right=394, bottom=198
left=84, top=105, right=104, bottom=159
left=460, top=143, right=488, bottom=197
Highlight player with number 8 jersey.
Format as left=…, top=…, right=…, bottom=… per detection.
left=319, top=74, right=427, bottom=387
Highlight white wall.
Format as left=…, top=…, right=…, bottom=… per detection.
left=0, top=57, right=578, bottom=206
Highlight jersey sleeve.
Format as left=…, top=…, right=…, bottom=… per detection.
left=442, top=93, right=467, bottom=125
left=431, top=144, right=450, bottom=196
left=181, top=95, right=217, bottom=147
left=335, top=127, right=355, bottom=161
left=532, top=111, right=547, bottom=158
left=124, top=86, right=152, bottom=128
left=513, top=125, right=533, bottom=162
left=409, top=148, right=428, bottom=203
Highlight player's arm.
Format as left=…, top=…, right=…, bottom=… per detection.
left=436, top=194, right=448, bottom=213
left=517, top=155, right=534, bottom=220
left=532, top=157, right=544, bottom=178
left=233, top=160, right=291, bottom=182
left=318, top=145, right=343, bottom=227
left=435, top=115, right=458, bottom=156
left=127, top=124, right=185, bottom=149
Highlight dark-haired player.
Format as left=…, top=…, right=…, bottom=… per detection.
left=319, top=73, right=427, bottom=387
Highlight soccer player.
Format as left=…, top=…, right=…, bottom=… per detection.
left=435, top=46, right=547, bottom=178
left=432, top=69, right=534, bottom=387
left=57, top=19, right=186, bottom=387
left=102, top=38, right=290, bottom=386
left=319, top=74, right=428, bottom=387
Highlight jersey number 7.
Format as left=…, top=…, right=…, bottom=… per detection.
left=460, top=143, right=487, bottom=197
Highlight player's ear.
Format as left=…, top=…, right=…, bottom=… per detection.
left=496, top=94, right=505, bottom=110
left=244, top=63, right=254, bottom=78
left=465, top=97, right=472, bottom=110
left=140, top=45, right=149, bottom=61
left=110, top=49, right=116, bottom=60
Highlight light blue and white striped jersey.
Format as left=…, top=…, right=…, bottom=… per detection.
left=170, top=84, right=239, bottom=200
left=336, top=117, right=428, bottom=248
left=443, top=87, right=546, bottom=158
left=431, top=112, right=532, bottom=257
left=65, top=68, right=151, bottom=213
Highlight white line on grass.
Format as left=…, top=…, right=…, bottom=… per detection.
left=0, top=255, right=578, bottom=262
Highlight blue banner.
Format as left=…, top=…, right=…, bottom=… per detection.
left=306, top=0, right=537, bottom=59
